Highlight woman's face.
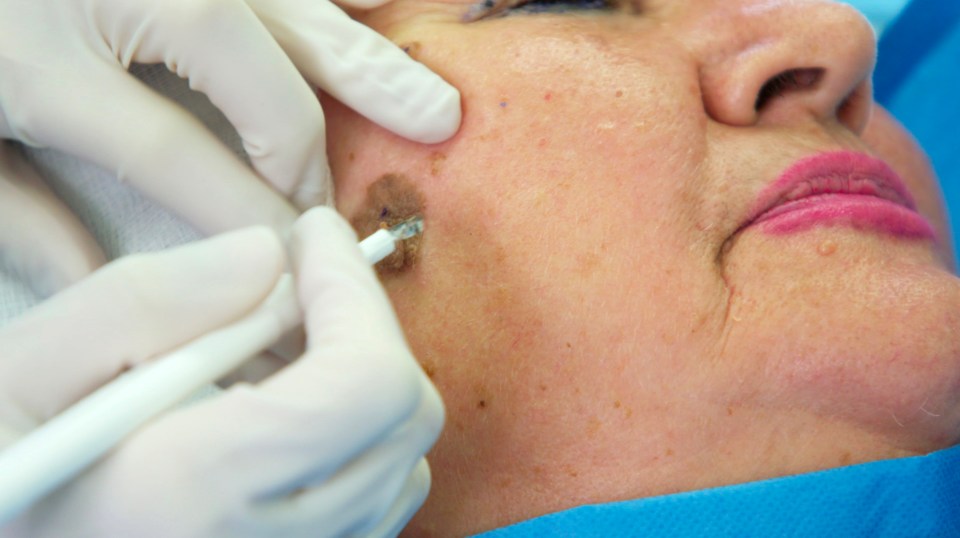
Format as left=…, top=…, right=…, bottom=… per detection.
left=323, top=0, right=960, bottom=535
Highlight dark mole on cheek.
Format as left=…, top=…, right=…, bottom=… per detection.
left=399, top=42, right=422, bottom=59
left=350, top=174, right=426, bottom=275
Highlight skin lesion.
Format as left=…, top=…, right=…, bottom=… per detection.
left=350, top=173, right=427, bottom=275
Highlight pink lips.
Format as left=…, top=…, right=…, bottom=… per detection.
left=747, top=151, right=937, bottom=239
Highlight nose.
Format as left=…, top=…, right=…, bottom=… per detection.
left=690, top=0, right=877, bottom=134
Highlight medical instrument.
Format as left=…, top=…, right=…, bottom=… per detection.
left=0, top=216, right=424, bottom=524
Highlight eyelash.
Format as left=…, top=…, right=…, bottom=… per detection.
left=466, top=0, right=620, bottom=20
left=508, top=0, right=615, bottom=14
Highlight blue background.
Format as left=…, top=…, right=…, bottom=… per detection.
left=841, top=0, right=910, bottom=34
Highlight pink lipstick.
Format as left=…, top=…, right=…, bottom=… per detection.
left=747, top=151, right=936, bottom=239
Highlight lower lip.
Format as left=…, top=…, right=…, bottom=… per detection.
left=754, top=193, right=937, bottom=239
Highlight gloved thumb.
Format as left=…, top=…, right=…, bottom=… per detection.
left=0, top=228, right=285, bottom=436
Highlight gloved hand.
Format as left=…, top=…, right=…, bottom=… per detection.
left=0, top=207, right=445, bottom=538
left=0, top=0, right=461, bottom=296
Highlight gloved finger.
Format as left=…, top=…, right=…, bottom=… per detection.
left=0, top=227, right=285, bottom=428
left=20, top=60, right=299, bottom=236
left=305, top=376, right=440, bottom=522
left=246, top=0, right=462, bottom=144
left=249, top=374, right=442, bottom=536
left=0, top=143, right=105, bottom=297
left=98, top=0, right=332, bottom=209
left=251, top=458, right=432, bottom=538
left=363, top=459, right=432, bottom=538
left=260, top=207, right=426, bottom=457
left=164, top=208, right=434, bottom=494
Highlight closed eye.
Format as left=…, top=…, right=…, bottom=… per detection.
left=508, top=0, right=616, bottom=14
left=465, top=0, right=622, bottom=21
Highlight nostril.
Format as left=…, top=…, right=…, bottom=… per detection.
left=836, top=79, right=873, bottom=134
left=755, top=68, right=824, bottom=111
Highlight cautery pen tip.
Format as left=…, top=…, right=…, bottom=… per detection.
left=387, top=216, right=425, bottom=241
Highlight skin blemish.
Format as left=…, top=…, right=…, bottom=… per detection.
left=587, top=417, right=602, bottom=438
left=350, top=174, right=426, bottom=275
left=817, top=240, right=838, bottom=257
left=500, top=101, right=508, bottom=108
left=430, top=152, right=447, bottom=177
left=615, top=90, right=623, bottom=98
left=400, top=42, right=422, bottom=58
left=544, top=92, right=552, bottom=101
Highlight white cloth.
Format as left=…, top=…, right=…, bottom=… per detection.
left=1, top=64, right=240, bottom=326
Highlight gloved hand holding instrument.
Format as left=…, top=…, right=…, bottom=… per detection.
left=0, top=0, right=460, bottom=295
left=0, top=208, right=444, bottom=537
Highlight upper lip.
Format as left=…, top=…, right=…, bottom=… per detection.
left=743, top=150, right=918, bottom=228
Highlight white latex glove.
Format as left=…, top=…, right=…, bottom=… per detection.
left=0, top=0, right=461, bottom=296
left=0, top=208, right=445, bottom=537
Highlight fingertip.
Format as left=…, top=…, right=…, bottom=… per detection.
left=366, top=459, right=432, bottom=538
left=291, top=161, right=335, bottom=211
left=297, top=15, right=462, bottom=146
left=294, top=206, right=359, bottom=246
left=408, top=85, right=463, bottom=145
left=375, top=67, right=462, bottom=144
left=411, top=457, right=432, bottom=501
left=291, top=207, right=365, bottom=284
left=290, top=207, right=400, bottom=335
left=421, top=380, right=446, bottom=443
left=401, top=459, right=432, bottom=524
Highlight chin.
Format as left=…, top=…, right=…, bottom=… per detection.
left=721, top=227, right=960, bottom=452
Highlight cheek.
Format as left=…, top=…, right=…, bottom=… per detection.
left=322, top=23, right=730, bottom=469
left=334, top=21, right=710, bottom=186
left=719, top=230, right=960, bottom=450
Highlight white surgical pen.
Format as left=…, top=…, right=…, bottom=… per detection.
left=0, top=216, right=424, bottom=525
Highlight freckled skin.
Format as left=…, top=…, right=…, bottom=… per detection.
left=323, top=2, right=960, bottom=536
